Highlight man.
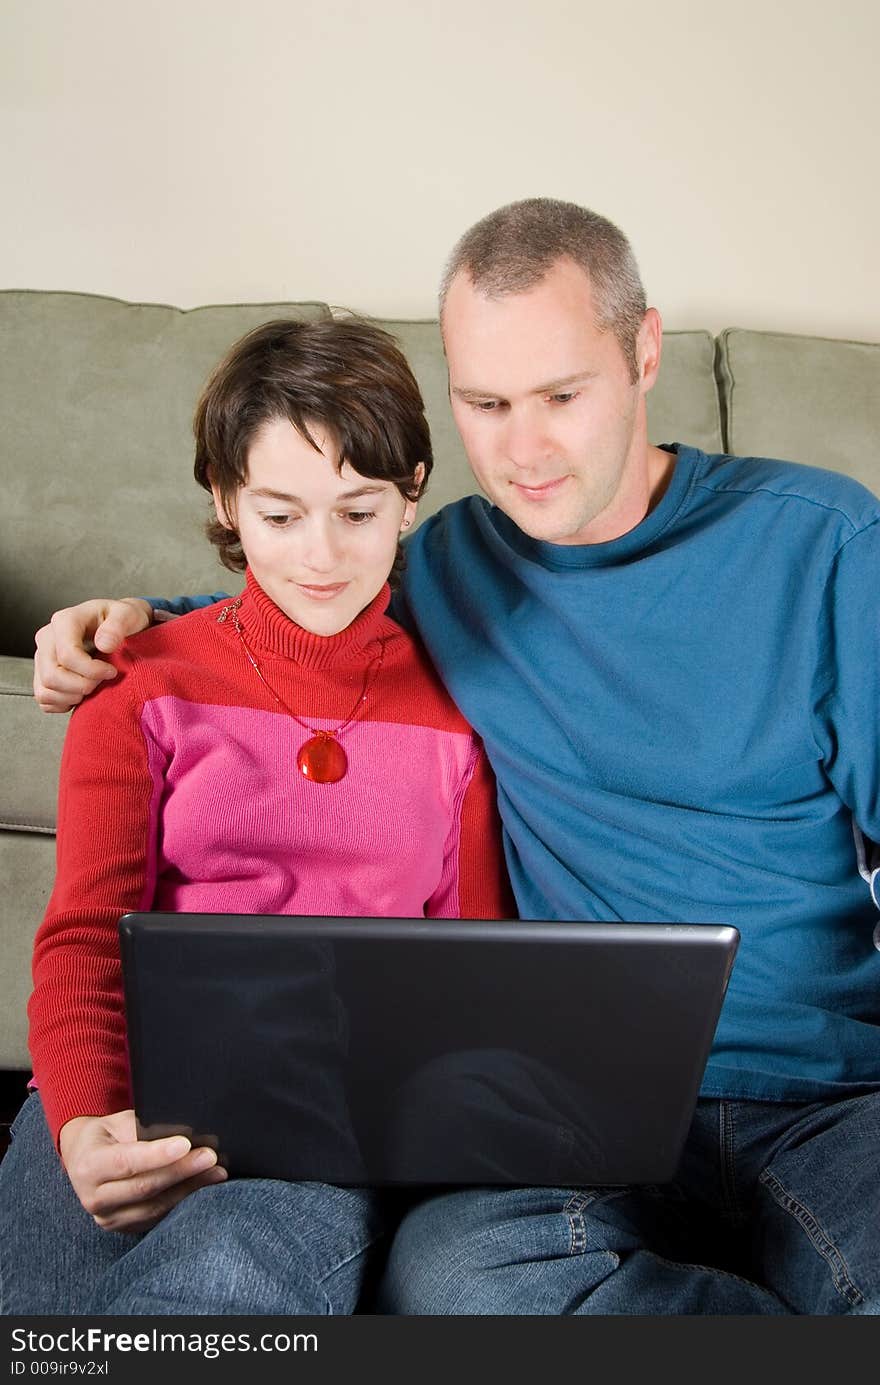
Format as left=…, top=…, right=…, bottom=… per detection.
left=32, top=198, right=880, bottom=1313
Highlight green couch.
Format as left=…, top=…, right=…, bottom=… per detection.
left=1, top=288, right=879, bottom=1100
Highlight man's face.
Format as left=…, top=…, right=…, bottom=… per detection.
left=443, top=257, right=659, bottom=545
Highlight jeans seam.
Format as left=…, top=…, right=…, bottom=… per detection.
left=563, top=1190, right=626, bottom=1257
left=649, top=1250, right=778, bottom=1293
left=567, top=1210, right=587, bottom=1255
left=718, top=1100, right=745, bottom=1224
left=563, top=1191, right=590, bottom=1254
left=316, top=1226, right=388, bottom=1291
left=759, top=1167, right=865, bottom=1308
left=562, top=1192, right=593, bottom=1214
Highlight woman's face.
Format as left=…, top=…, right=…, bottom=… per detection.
left=212, top=417, right=418, bottom=635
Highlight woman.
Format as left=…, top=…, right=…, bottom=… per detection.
left=0, top=318, right=511, bottom=1315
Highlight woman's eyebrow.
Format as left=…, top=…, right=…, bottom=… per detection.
left=247, top=484, right=388, bottom=503
left=337, top=484, right=389, bottom=500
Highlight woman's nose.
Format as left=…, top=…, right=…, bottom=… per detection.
left=299, top=520, right=342, bottom=572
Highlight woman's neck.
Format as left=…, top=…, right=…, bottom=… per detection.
left=233, top=568, right=393, bottom=671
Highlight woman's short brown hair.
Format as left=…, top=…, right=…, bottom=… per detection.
left=193, top=317, right=433, bottom=575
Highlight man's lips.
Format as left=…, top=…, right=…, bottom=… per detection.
left=295, top=581, right=350, bottom=600
left=510, top=475, right=569, bottom=500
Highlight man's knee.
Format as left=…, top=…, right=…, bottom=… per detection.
left=380, top=1188, right=591, bottom=1314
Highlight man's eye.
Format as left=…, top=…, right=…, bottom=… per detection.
left=550, top=391, right=578, bottom=404
left=345, top=511, right=376, bottom=525
left=473, top=400, right=502, bottom=412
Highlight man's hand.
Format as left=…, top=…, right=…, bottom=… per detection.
left=33, top=598, right=153, bottom=712
left=59, top=1109, right=227, bottom=1234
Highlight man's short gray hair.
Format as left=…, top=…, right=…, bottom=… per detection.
left=439, top=198, right=647, bottom=381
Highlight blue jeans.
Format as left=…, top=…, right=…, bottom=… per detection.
left=378, top=1094, right=880, bottom=1314
left=0, top=1094, right=387, bottom=1315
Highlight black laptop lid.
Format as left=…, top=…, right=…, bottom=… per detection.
left=119, top=915, right=739, bottom=1187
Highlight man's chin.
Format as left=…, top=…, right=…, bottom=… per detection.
left=497, top=501, right=593, bottom=546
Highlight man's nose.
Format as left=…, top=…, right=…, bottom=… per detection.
left=502, top=406, right=551, bottom=470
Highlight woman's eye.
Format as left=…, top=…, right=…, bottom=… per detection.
left=264, top=513, right=296, bottom=527
left=345, top=511, right=376, bottom=525
left=550, top=391, right=578, bottom=404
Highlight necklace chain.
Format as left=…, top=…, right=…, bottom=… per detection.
left=217, top=597, right=387, bottom=738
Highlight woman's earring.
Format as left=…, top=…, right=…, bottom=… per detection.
left=401, top=518, right=412, bottom=529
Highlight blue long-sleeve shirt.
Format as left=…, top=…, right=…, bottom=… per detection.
left=160, top=444, right=880, bottom=1099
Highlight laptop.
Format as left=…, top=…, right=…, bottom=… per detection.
left=119, top=914, right=739, bottom=1187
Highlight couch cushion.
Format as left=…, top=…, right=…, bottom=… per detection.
left=717, top=328, right=880, bottom=495
left=647, top=330, right=723, bottom=454
left=0, top=656, right=66, bottom=831
left=0, top=291, right=332, bottom=657
left=0, top=831, right=56, bottom=1067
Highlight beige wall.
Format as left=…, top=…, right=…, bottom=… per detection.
left=1, top=0, right=877, bottom=339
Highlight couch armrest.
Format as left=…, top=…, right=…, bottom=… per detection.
left=0, top=656, right=67, bottom=833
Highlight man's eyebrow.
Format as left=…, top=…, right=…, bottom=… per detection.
left=452, top=371, right=596, bottom=401
left=247, top=484, right=388, bottom=503
left=451, top=386, right=499, bottom=402
left=533, top=370, right=597, bottom=393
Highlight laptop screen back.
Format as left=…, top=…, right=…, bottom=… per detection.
left=120, top=914, right=739, bottom=1187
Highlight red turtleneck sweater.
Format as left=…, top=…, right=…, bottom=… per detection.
left=29, top=572, right=513, bottom=1144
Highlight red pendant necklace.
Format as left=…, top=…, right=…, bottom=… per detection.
left=217, top=598, right=387, bottom=784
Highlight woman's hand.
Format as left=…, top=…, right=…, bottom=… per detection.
left=59, top=1109, right=227, bottom=1233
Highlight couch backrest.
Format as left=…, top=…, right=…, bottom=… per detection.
left=2, top=291, right=878, bottom=657
left=717, top=328, right=880, bottom=492
left=0, top=292, right=331, bottom=655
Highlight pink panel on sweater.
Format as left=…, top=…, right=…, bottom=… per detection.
left=140, top=697, right=476, bottom=918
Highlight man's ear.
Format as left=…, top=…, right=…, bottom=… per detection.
left=636, top=308, right=663, bottom=395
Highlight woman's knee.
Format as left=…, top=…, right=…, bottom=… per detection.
left=90, top=1179, right=385, bottom=1316
left=0, top=1094, right=132, bottom=1314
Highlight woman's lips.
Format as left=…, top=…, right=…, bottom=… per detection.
left=296, top=582, right=349, bottom=600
